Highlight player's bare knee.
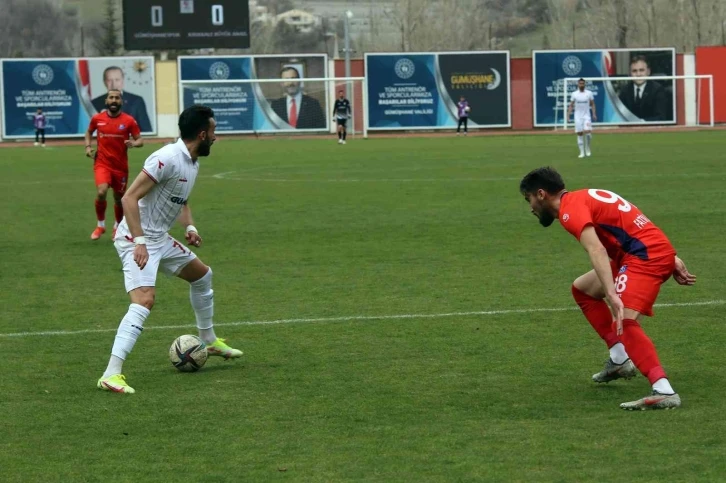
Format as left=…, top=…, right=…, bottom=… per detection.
left=130, top=288, right=155, bottom=309
left=573, top=271, right=604, bottom=298
left=97, top=187, right=109, bottom=198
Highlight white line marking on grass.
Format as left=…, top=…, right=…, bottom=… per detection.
left=207, top=171, right=725, bottom=183
left=1, top=300, right=722, bottom=339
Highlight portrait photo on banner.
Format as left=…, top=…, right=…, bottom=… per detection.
left=83, top=57, right=157, bottom=134
left=253, top=55, right=328, bottom=130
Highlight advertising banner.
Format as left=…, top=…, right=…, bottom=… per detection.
left=1, top=57, right=156, bottom=138
left=178, top=54, right=328, bottom=133
left=533, top=48, right=676, bottom=126
left=365, top=51, right=511, bottom=130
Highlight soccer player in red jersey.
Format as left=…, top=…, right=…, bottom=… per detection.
left=85, top=89, right=143, bottom=240
left=520, top=167, right=696, bottom=410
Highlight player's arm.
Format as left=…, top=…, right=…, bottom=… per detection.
left=84, top=118, right=97, bottom=158
left=125, top=121, right=144, bottom=148
left=567, top=98, right=575, bottom=119
left=589, top=97, right=597, bottom=121
left=121, top=171, right=156, bottom=269
left=177, top=204, right=202, bottom=247
left=673, top=256, right=696, bottom=286
left=579, top=226, right=624, bottom=330
left=346, top=101, right=352, bottom=117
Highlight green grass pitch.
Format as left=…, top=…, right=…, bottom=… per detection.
left=1, top=132, right=725, bottom=482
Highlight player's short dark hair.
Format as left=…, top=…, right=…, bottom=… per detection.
left=106, top=89, right=123, bottom=98
left=103, top=66, right=124, bottom=81
left=179, top=105, right=215, bottom=141
left=630, top=55, right=650, bottom=68
left=519, top=167, right=565, bottom=196
left=578, top=78, right=585, bottom=82
left=280, top=66, right=300, bottom=78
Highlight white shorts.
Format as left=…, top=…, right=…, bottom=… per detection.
left=115, top=234, right=197, bottom=292
left=574, top=115, right=592, bottom=133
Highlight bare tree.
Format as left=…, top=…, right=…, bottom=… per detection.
left=0, top=0, right=80, bottom=57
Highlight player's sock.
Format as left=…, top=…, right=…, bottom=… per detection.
left=343, top=131, right=347, bottom=141
left=114, top=203, right=123, bottom=224
left=619, top=318, right=668, bottom=384
left=572, top=286, right=621, bottom=348
left=586, top=133, right=592, bottom=150
left=337, top=131, right=341, bottom=140
left=609, top=342, right=629, bottom=365
left=95, top=199, right=107, bottom=225
left=190, top=268, right=216, bottom=344
left=653, top=377, right=675, bottom=394
left=577, top=136, right=584, bottom=155
left=103, top=303, right=150, bottom=377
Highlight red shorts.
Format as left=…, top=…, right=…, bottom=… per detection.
left=94, top=163, right=128, bottom=194
left=610, top=255, right=675, bottom=317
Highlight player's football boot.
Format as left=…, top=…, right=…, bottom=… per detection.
left=97, top=374, right=135, bottom=394
left=578, top=153, right=585, bottom=158
left=91, top=226, right=106, bottom=240
left=586, top=149, right=592, bottom=157
left=206, top=338, right=243, bottom=360
left=620, top=391, right=681, bottom=411
left=592, top=358, right=637, bottom=383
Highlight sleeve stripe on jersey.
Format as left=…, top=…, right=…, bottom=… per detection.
left=142, top=169, right=158, bottom=184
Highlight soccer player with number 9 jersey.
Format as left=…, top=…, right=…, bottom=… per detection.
left=520, top=167, right=697, bottom=410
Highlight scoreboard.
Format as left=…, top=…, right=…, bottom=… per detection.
left=123, top=0, right=250, bottom=50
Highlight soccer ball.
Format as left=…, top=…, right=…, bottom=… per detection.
left=465, top=106, right=471, bottom=113
left=169, top=335, right=208, bottom=372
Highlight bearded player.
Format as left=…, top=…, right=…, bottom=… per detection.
left=85, top=89, right=143, bottom=240
left=520, top=167, right=696, bottom=410
left=97, top=105, right=243, bottom=394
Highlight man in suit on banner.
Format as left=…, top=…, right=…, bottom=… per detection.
left=270, top=66, right=325, bottom=129
left=618, top=55, right=669, bottom=122
left=92, top=66, right=153, bottom=133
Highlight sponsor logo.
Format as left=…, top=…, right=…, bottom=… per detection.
left=619, top=265, right=628, bottom=274
left=450, top=68, right=502, bottom=91
left=119, top=124, right=125, bottom=130
left=394, top=58, right=415, bottom=80
left=209, top=61, right=230, bottom=80
left=32, top=64, right=54, bottom=86
left=562, top=56, right=582, bottom=76
left=158, top=160, right=165, bottom=169
left=170, top=196, right=187, bottom=205
left=179, top=178, right=188, bottom=182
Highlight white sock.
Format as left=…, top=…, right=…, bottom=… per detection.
left=609, top=342, right=629, bottom=365
left=190, top=268, right=216, bottom=344
left=103, top=303, right=150, bottom=377
left=585, top=133, right=592, bottom=150
left=653, top=378, right=675, bottom=395
left=98, top=220, right=106, bottom=228
left=577, top=136, right=584, bottom=154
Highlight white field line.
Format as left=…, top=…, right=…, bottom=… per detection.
left=207, top=171, right=725, bottom=183
left=1, top=300, right=722, bottom=339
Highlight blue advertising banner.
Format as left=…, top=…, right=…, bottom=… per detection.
left=1, top=57, right=157, bottom=138
left=365, top=51, right=511, bottom=130
left=178, top=54, right=328, bottom=133
left=532, top=48, right=676, bottom=126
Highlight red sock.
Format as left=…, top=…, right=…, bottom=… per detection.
left=95, top=199, right=107, bottom=222
left=572, top=286, right=619, bottom=347
left=618, top=319, right=667, bottom=384
left=114, top=203, right=123, bottom=224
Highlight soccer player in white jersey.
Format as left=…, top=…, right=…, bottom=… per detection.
left=97, top=105, right=243, bottom=394
left=567, top=78, right=597, bottom=158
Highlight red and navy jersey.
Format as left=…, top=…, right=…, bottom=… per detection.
left=559, top=189, right=676, bottom=262
left=88, top=112, right=140, bottom=171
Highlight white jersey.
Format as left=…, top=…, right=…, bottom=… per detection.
left=117, top=139, right=199, bottom=242
left=571, top=89, right=594, bottom=118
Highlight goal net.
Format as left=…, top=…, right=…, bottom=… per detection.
left=178, top=76, right=367, bottom=137
left=555, top=75, right=714, bottom=130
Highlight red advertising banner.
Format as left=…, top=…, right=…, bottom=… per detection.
left=695, top=46, right=726, bottom=124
